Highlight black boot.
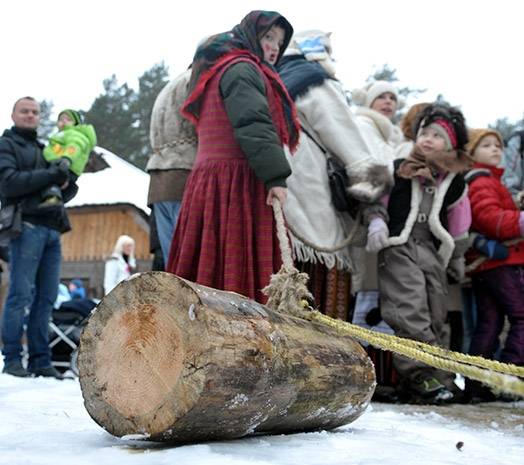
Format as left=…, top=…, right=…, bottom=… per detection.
left=464, top=379, right=497, bottom=403
left=30, top=366, right=65, bottom=380
left=2, top=362, right=30, bottom=378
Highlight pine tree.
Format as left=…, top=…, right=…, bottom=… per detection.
left=367, top=64, right=426, bottom=102
left=83, top=75, right=140, bottom=166
left=83, top=63, right=170, bottom=170
left=38, top=99, right=55, bottom=140
left=130, top=62, right=170, bottom=169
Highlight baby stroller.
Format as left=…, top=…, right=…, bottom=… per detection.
left=49, top=298, right=96, bottom=375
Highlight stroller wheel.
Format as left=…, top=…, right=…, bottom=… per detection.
left=70, top=349, right=79, bottom=377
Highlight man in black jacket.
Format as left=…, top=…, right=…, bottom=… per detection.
left=0, top=96, right=78, bottom=379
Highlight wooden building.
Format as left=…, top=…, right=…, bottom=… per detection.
left=61, top=148, right=152, bottom=298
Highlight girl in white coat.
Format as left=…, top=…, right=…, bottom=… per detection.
left=352, top=80, right=404, bottom=166
left=103, top=235, right=136, bottom=294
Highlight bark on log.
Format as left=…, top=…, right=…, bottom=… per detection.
left=79, top=272, right=375, bottom=443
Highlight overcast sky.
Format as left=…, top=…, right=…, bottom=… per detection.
left=1, top=0, right=522, bottom=132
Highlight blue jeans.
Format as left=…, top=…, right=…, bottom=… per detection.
left=1, top=223, right=61, bottom=370
left=153, top=201, right=182, bottom=265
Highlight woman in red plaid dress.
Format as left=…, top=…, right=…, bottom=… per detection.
left=166, top=11, right=299, bottom=303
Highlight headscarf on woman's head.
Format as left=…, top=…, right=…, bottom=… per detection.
left=188, top=10, right=293, bottom=92
left=182, top=10, right=300, bottom=152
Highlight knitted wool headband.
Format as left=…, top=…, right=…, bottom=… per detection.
left=429, top=119, right=457, bottom=150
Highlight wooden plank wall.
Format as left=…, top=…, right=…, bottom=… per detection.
left=62, top=205, right=151, bottom=262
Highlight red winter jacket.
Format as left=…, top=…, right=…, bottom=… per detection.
left=467, top=163, right=524, bottom=273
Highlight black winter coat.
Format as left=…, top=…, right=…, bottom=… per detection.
left=0, top=127, right=78, bottom=233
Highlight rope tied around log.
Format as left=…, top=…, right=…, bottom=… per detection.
left=262, top=199, right=313, bottom=317
left=265, top=199, right=524, bottom=398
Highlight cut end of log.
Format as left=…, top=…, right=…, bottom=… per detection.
left=79, top=273, right=204, bottom=437
left=95, top=302, right=184, bottom=418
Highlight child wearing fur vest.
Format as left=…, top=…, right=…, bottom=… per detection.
left=366, top=103, right=473, bottom=404
left=464, top=128, right=524, bottom=401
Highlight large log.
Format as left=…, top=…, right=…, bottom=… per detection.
left=78, top=272, right=375, bottom=443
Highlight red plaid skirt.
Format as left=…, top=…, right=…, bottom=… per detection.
left=166, top=158, right=281, bottom=303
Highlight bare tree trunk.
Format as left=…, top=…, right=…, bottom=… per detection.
left=79, top=272, right=375, bottom=443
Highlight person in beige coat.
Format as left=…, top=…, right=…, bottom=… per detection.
left=277, top=31, right=393, bottom=318
left=147, top=68, right=197, bottom=266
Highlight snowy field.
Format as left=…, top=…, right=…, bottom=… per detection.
left=0, top=367, right=522, bottom=465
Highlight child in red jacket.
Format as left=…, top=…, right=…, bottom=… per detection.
left=465, top=128, right=524, bottom=400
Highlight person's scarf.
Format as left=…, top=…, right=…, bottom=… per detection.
left=188, top=10, right=293, bottom=93
left=183, top=10, right=300, bottom=152
left=397, top=147, right=473, bottom=182
left=277, top=55, right=333, bottom=101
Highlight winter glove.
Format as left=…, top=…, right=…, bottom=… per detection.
left=366, top=217, right=389, bottom=253
left=473, top=234, right=509, bottom=260
left=47, top=159, right=70, bottom=185
left=447, top=257, right=465, bottom=283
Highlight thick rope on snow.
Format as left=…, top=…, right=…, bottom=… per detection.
left=308, top=311, right=524, bottom=398
left=265, top=198, right=524, bottom=398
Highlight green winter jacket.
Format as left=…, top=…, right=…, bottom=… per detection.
left=219, top=62, right=291, bottom=189
left=43, top=124, right=97, bottom=176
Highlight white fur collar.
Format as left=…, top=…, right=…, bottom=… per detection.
left=386, top=175, right=456, bottom=266
left=355, top=107, right=401, bottom=144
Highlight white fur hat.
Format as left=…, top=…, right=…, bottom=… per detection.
left=352, top=80, right=399, bottom=108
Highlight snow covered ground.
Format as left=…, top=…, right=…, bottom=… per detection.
left=0, top=367, right=522, bottom=465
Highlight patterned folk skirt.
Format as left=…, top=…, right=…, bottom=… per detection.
left=296, top=261, right=352, bottom=321
left=297, top=260, right=399, bottom=388
left=166, top=158, right=281, bottom=304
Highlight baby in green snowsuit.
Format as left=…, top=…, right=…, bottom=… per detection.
left=41, top=109, right=97, bottom=206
